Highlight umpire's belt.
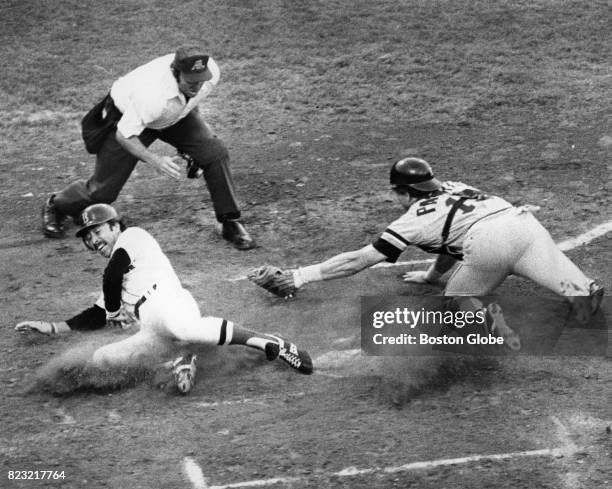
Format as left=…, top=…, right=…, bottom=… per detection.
left=134, top=284, right=157, bottom=319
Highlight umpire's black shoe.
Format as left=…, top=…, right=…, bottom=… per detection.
left=222, top=220, right=256, bottom=250
left=41, top=195, right=66, bottom=238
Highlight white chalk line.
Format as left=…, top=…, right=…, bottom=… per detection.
left=5, top=109, right=82, bottom=124
left=196, top=398, right=268, bottom=408
left=228, top=219, right=612, bottom=281
left=550, top=416, right=579, bottom=454
left=183, top=458, right=208, bottom=489
left=182, top=444, right=578, bottom=488
left=556, top=220, right=612, bottom=252
left=194, top=392, right=307, bottom=409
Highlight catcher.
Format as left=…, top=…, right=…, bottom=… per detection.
left=248, top=158, right=604, bottom=349
left=17, top=203, right=312, bottom=394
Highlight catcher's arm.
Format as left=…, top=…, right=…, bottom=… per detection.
left=306, top=245, right=387, bottom=281
left=248, top=245, right=387, bottom=298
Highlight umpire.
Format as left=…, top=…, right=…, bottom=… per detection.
left=42, top=45, right=255, bottom=250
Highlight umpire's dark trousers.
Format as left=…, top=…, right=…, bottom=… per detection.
left=53, top=110, right=241, bottom=222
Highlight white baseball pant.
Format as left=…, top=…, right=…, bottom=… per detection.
left=92, top=285, right=233, bottom=368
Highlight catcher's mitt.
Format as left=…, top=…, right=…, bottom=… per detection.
left=175, top=151, right=204, bottom=179
left=248, top=265, right=297, bottom=299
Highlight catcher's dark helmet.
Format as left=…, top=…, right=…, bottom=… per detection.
left=390, top=157, right=442, bottom=193
left=75, top=203, right=120, bottom=238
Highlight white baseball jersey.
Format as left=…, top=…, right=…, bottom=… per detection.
left=110, top=227, right=182, bottom=307
left=373, top=182, right=513, bottom=261
left=91, top=226, right=233, bottom=368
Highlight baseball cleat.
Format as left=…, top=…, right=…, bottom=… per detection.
left=265, top=335, right=313, bottom=375
left=42, top=195, right=66, bottom=238
left=172, top=353, right=197, bottom=395
left=589, top=282, right=604, bottom=315
left=567, top=282, right=605, bottom=325
left=485, top=303, right=521, bottom=351
left=221, top=220, right=256, bottom=250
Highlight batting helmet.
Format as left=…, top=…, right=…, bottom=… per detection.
left=390, top=157, right=442, bottom=193
left=75, top=203, right=120, bottom=238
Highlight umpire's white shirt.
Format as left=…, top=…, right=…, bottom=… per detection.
left=110, top=53, right=220, bottom=138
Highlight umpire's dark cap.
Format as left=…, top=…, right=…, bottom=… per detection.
left=172, top=46, right=210, bottom=81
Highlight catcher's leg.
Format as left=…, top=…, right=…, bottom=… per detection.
left=443, top=215, right=518, bottom=296
left=512, top=214, right=593, bottom=295
left=444, top=264, right=507, bottom=296
left=443, top=220, right=521, bottom=350
left=442, top=296, right=521, bottom=351
left=510, top=213, right=601, bottom=324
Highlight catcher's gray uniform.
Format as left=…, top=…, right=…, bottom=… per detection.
left=373, top=181, right=595, bottom=296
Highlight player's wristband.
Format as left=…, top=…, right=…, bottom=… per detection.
left=293, top=265, right=323, bottom=288
left=51, top=322, right=71, bottom=334
left=106, top=310, right=121, bottom=320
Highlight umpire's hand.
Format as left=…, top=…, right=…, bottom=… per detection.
left=150, top=155, right=181, bottom=179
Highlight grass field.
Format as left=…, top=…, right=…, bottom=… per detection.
left=1, top=1, right=611, bottom=488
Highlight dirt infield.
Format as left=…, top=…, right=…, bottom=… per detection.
left=1, top=1, right=611, bottom=488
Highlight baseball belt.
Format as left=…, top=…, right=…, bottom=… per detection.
left=134, top=284, right=158, bottom=319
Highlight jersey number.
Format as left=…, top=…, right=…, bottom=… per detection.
left=416, top=197, right=439, bottom=216
left=416, top=196, right=480, bottom=216
left=444, top=197, right=475, bottom=214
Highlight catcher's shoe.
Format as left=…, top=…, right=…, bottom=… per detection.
left=222, top=220, right=256, bottom=250
left=589, top=282, right=604, bottom=315
left=485, top=303, right=521, bottom=351
left=41, top=195, right=66, bottom=238
left=172, top=353, right=197, bottom=395
left=265, top=335, right=313, bottom=375
left=567, top=282, right=605, bottom=325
